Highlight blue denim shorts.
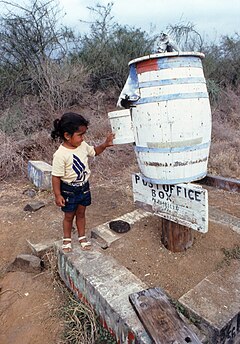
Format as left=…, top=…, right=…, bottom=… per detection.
left=60, top=181, right=91, bottom=212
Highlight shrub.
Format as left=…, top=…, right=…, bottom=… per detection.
left=0, top=130, right=26, bottom=180
left=203, top=33, right=240, bottom=89
left=34, top=59, right=91, bottom=111
left=0, top=0, right=76, bottom=107
left=74, top=3, right=155, bottom=92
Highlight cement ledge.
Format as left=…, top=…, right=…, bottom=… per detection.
left=90, top=209, right=152, bottom=248
left=179, top=260, right=240, bottom=344
left=56, top=242, right=152, bottom=344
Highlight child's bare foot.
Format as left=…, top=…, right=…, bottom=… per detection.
left=78, top=236, right=91, bottom=250
left=62, top=238, right=72, bottom=253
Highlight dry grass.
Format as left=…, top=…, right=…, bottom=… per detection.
left=44, top=250, right=98, bottom=344
left=44, top=250, right=116, bottom=344
left=0, top=85, right=240, bottom=182
left=0, top=130, right=26, bottom=180
left=222, top=245, right=240, bottom=263
left=208, top=87, right=240, bottom=178
left=35, top=60, right=91, bottom=112
left=216, top=245, right=240, bottom=269
left=60, top=295, right=97, bottom=344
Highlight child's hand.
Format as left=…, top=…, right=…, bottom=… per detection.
left=104, top=132, right=115, bottom=147
left=94, top=132, right=115, bottom=155
left=55, top=195, right=65, bottom=207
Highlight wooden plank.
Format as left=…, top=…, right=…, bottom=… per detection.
left=132, top=173, right=208, bottom=233
left=129, top=287, right=202, bottom=344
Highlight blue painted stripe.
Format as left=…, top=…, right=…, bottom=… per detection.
left=140, top=172, right=207, bottom=185
left=156, top=58, right=202, bottom=70
left=135, top=142, right=210, bottom=154
left=129, top=63, right=138, bottom=87
left=139, top=77, right=205, bottom=88
left=136, top=92, right=209, bottom=104
left=156, top=56, right=201, bottom=64
left=72, top=154, right=86, bottom=181
left=73, top=154, right=85, bottom=171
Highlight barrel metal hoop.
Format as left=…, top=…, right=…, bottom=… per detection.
left=139, top=77, right=206, bottom=88
left=155, top=59, right=202, bottom=69
left=136, top=92, right=209, bottom=105
left=139, top=172, right=207, bottom=185
left=135, top=142, right=210, bottom=154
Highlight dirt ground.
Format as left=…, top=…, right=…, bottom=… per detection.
left=0, top=169, right=240, bottom=343
left=0, top=170, right=136, bottom=344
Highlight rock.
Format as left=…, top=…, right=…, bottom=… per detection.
left=109, top=220, right=131, bottom=233
left=26, top=239, right=55, bottom=257
left=7, top=254, right=43, bottom=273
left=22, top=188, right=37, bottom=198
left=24, top=202, right=45, bottom=212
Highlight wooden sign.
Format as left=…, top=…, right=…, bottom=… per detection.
left=132, top=173, right=208, bottom=233
left=129, top=287, right=202, bottom=344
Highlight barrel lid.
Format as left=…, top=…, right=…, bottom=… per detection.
left=129, top=52, right=205, bottom=66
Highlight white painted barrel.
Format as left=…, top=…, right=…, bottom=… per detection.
left=108, top=109, right=135, bottom=144
left=129, top=52, right=212, bottom=184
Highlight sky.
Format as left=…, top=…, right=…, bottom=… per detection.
left=56, top=0, right=240, bottom=42
left=0, top=0, right=239, bottom=43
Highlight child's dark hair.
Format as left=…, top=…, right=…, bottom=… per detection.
left=51, top=112, right=89, bottom=140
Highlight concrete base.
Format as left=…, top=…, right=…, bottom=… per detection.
left=55, top=203, right=239, bottom=343
left=179, top=260, right=240, bottom=344
left=28, top=160, right=52, bottom=190
left=91, top=209, right=152, bottom=248
left=56, top=243, right=152, bottom=344
left=209, top=206, right=240, bottom=235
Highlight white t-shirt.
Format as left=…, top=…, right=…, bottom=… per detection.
left=52, top=141, right=96, bottom=185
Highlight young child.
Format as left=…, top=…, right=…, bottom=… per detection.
left=51, top=112, right=114, bottom=253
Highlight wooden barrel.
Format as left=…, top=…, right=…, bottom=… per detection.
left=130, top=52, right=212, bottom=184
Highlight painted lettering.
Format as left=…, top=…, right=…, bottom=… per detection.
left=165, top=193, right=172, bottom=201
left=163, top=184, right=169, bottom=192
left=153, top=199, right=179, bottom=212
left=162, top=185, right=175, bottom=194
left=132, top=173, right=207, bottom=233
left=142, top=179, right=148, bottom=186
left=177, top=185, right=182, bottom=196
left=147, top=178, right=203, bottom=203
left=195, top=191, right=201, bottom=202
left=220, top=314, right=240, bottom=343
left=188, top=189, right=195, bottom=200
left=184, top=187, right=187, bottom=198
left=237, top=313, right=240, bottom=332
left=158, top=191, right=165, bottom=199
left=135, top=174, right=140, bottom=184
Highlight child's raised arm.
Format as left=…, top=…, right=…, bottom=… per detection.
left=94, top=132, right=115, bottom=156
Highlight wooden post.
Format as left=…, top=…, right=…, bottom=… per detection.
left=161, top=218, right=193, bottom=252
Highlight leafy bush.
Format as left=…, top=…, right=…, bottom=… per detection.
left=74, top=3, right=155, bottom=92
left=0, top=0, right=75, bottom=107
left=203, top=33, right=240, bottom=89
left=206, top=78, right=221, bottom=105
